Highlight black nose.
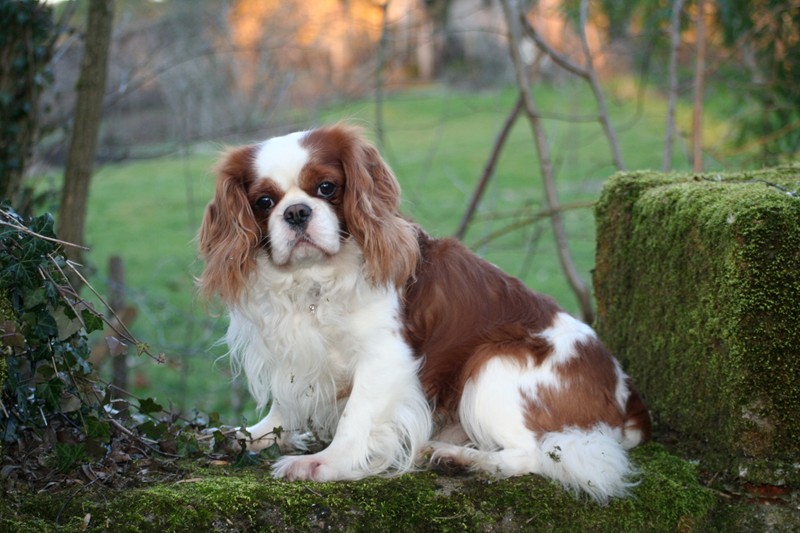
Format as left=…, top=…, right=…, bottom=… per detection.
left=284, top=203, right=312, bottom=227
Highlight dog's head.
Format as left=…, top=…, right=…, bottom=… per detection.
left=198, top=125, right=419, bottom=304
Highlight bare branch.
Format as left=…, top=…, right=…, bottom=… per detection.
left=500, top=0, right=594, bottom=323
left=663, top=0, right=686, bottom=172
left=520, top=3, right=624, bottom=171
left=520, top=12, right=587, bottom=78
left=0, top=208, right=89, bottom=250
left=471, top=200, right=596, bottom=250
left=578, top=0, right=625, bottom=170
left=62, top=259, right=163, bottom=364
left=454, top=94, right=524, bottom=240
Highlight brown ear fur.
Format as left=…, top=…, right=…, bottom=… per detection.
left=338, top=127, right=419, bottom=287
left=197, top=145, right=260, bottom=304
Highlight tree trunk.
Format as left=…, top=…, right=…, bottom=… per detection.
left=691, top=0, right=706, bottom=172
left=58, top=0, right=114, bottom=280
left=663, top=0, right=685, bottom=172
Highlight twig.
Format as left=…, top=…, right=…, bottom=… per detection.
left=43, top=255, right=87, bottom=329
left=0, top=208, right=90, bottom=251
left=471, top=201, right=595, bottom=250
left=520, top=4, right=625, bottom=170
left=454, top=94, right=524, bottom=240
left=519, top=12, right=587, bottom=78
left=63, top=259, right=163, bottom=363
left=578, top=0, right=625, bottom=170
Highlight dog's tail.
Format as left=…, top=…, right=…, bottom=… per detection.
left=533, top=424, right=638, bottom=503
left=429, top=423, right=638, bottom=504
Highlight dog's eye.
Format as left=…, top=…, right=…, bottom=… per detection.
left=254, top=196, right=275, bottom=212
left=316, top=182, right=337, bottom=199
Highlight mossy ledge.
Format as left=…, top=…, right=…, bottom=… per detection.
left=1, top=444, right=716, bottom=532
left=594, top=165, right=800, bottom=486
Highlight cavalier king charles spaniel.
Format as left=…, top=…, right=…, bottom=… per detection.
left=198, top=124, right=651, bottom=503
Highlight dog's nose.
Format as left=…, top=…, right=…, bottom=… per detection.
left=284, top=203, right=312, bottom=227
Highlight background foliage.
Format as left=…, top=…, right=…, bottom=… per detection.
left=0, top=0, right=54, bottom=210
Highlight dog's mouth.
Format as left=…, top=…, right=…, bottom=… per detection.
left=286, top=233, right=332, bottom=263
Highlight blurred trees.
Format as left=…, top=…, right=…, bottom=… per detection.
left=2, top=0, right=794, bottom=187
left=4, top=0, right=797, bottom=282
left=716, top=0, right=800, bottom=163
left=602, top=0, right=799, bottom=164
left=0, top=0, right=54, bottom=211
left=58, top=0, right=114, bottom=280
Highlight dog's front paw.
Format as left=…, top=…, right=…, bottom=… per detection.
left=272, top=454, right=336, bottom=481
left=236, top=428, right=277, bottom=452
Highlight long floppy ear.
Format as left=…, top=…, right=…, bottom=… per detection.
left=340, top=128, right=420, bottom=287
left=197, top=145, right=260, bottom=305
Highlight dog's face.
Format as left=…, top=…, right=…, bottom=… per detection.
left=248, top=131, right=346, bottom=268
left=198, top=125, right=420, bottom=304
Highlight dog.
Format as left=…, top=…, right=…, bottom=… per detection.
left=198, top=124, right=651, bottom=503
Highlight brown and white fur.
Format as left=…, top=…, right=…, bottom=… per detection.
left=198, top=125, right=651, bottom=503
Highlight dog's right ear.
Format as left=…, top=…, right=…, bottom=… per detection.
left=198, top=145, right=260, bottom=305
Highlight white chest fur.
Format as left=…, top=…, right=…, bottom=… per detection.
left=226, top=241, right=403, bottom=440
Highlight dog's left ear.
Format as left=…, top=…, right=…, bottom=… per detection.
left=340, top=130, right=419, bottom=287
left=198, top=145, right=261, bottom=305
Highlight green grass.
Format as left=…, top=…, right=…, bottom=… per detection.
left=80, top=80, right=733, bottom=422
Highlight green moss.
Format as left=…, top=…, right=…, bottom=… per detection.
left=2, top=444, right=716, bottom=531
left=594, top=165, right=800, bottom=483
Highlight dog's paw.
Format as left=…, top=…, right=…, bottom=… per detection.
left=272, top=454, right=336, bottom=481
left=425, top=441, right=474, bottom=475
left=236, top=429, right=277, bottom=452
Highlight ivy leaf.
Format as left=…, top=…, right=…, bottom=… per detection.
left=53, top=306, right=83, bottom=341
left=176, top=433, right=201, bottom=456
left=24, top=287, right=46, bottom=308
left=233, top=451, right=263, bottom=468
left=81, top=308, right=104, bottom=333
left=60, top=392, right=82, bottom=413
left=260, top=441, right=282, bottom=461
left=137, top=397, right=163, bottom=416
left=28, top=212, right=56, bottom=238
left=137, top=420, right=167, bottom=440
left=85, top=415, right=111, bottom=440
left=22, top=310, right=58, bottom=339
left=52, top=443, right=87, bottom=473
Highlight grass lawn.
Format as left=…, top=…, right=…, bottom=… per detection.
left=81, top=80, right=731, bottom=423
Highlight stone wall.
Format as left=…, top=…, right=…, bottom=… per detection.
left=594, top=165, right=800, bottom=486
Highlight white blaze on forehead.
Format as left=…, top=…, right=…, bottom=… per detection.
left=253, top=131, right=310, bottom=190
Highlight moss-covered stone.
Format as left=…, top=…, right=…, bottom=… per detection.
left=594, top=165, right=800, bottom=485
left=0, top=443, right=715, bottom=532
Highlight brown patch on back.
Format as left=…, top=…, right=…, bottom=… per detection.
left=403, top=233, right=560, bottom=415
left=522, top=337, right=627, bottom=435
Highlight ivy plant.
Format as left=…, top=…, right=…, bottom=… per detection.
left=0, top=206, right=104, bottom=444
